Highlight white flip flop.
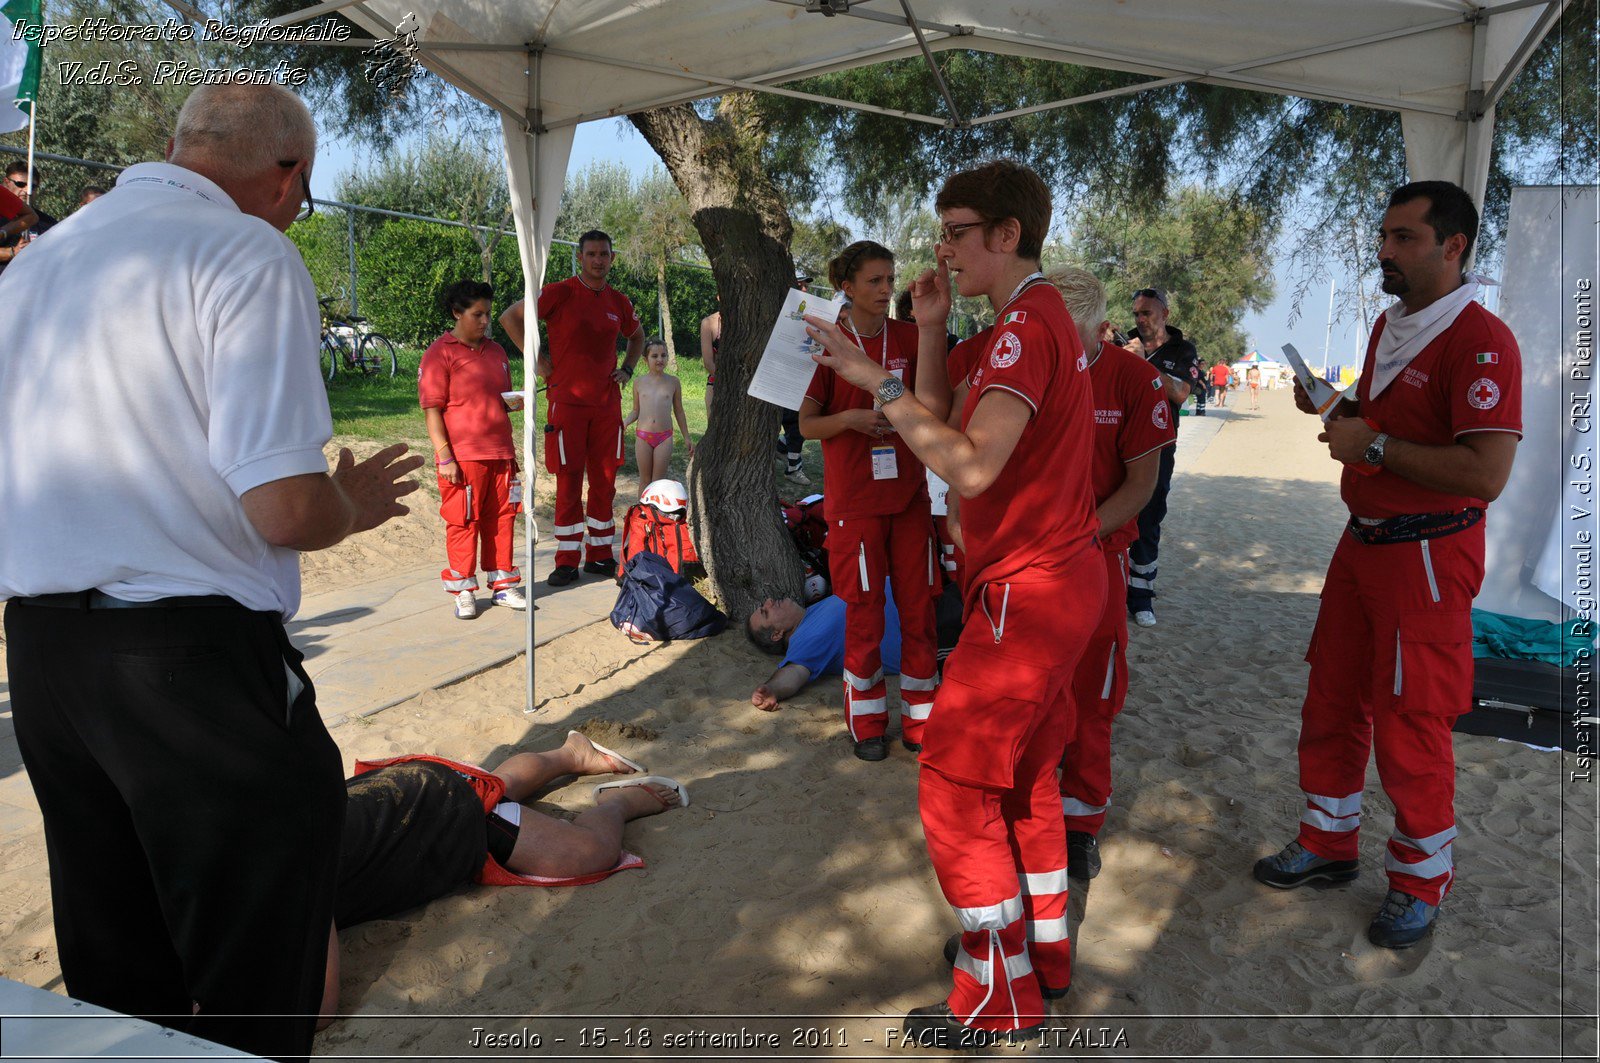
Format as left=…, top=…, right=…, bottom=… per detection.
left=570, top=729, right=646, bottom=774
left=593, top=775, right=690, bottom=809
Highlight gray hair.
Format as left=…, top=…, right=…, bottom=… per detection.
left=1046, top=266, right=1107, bottom=350
left=171, top=84, right=316, bottom=181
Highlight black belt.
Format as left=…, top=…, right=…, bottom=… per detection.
left=1346, top=508, right=1483, bottom=546
left=15, top=590, right=242, bottom=610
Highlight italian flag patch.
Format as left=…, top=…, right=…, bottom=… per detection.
left=1001, top=311, right=1027, bottom=326
left=1476, top=351, right=1500, bottom=364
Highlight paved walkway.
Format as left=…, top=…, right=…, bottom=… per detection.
left=288, top=539, right=616, bottom=726
left=0, top=539, right=619, bottom=735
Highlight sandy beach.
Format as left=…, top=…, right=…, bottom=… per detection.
left=1, top=387, right=1594, bottom=1059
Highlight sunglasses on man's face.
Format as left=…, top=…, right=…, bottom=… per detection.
left=278, top=160, right=314, bottom=222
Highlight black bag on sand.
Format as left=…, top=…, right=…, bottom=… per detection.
left=610, top=551, right=726, bottom=644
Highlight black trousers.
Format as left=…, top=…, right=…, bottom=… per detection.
left=779, top=408, right=803, bottom=464
left=1127, top=443, right=1177, bottom=612
left=6, top=600, right=344, bottom=1061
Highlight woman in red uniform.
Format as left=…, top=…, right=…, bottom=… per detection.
left=806, top=162, right=1105, bottom=1047
left=798, top=241, right=940, bottom=762
left=419, top=280, right=526, bottom=620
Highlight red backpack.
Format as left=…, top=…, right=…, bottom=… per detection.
left=619, top=503, right=701, bottom=577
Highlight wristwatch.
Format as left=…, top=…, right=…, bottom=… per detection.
left=875, top=375, right=906, bottom=407
left=1363, top=432, right=1390, bottom=467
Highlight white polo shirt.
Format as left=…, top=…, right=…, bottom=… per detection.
left=0, top=162, right=330, bottom=618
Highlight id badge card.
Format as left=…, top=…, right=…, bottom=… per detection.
left=872, top=445, right=898, bottom=480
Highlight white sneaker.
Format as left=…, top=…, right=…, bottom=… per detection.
left=785, top=467, right=812, bottom=486
left=453, top=594, right=479, bottom=620
left=1133, top=609, right=1157, bottom=628
left=493, top=586, right=528, bottom=610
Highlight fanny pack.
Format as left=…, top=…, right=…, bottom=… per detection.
left=1346, top=507, right=1483, bottom=546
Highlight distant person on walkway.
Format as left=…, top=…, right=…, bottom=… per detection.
left=1049, top=267, right=1175, bottom=882
left=1246, top=364, right=1262, bottom=409
left=624, top=337, right=694, bottom=490
left=1254, top=180, right=1521, bottom=950
left=420, top=280, right=527, bottom=620
left=799, top=241, right=940, bottom=761
left=500, top=229, right=644, bottom=586
left=1126, top=285, right=1201, bottom=628
left=699, top=300, right=721, bottom=412
left=321, top=730, right=686, bottom=1026
left=1210, top=361, right=1232, bottom=406
left=0, top=83, right=423, bottom=1060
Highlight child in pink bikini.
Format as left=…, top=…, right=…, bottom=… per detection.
left=623, top=338, right=694, bottom=493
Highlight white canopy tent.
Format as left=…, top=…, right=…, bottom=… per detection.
left=266, top=0, right=1568, bottom=711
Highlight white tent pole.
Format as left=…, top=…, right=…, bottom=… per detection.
left=897, top=0, right=965, bottom=126
left=1482, top=0, right=1569, bottom=111
left=23, top=98, right=35, bottom=200
left=524, top=47, right=540, bottom=717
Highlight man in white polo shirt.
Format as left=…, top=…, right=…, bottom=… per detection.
left=0, top=84, right=422, bottom=1060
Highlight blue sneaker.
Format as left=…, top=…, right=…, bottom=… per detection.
left=1367, top=889, right=1439, bottom=949
left=1253, top=841, right=1359, bottom=889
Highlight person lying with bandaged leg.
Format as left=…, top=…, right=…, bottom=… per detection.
left=318, top=730, right=685, bottom=1026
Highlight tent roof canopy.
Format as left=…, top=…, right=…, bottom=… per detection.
left=317, top=0, right=1560, bottom=139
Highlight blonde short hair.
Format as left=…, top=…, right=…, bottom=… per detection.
left=172, top=84, right=316, bottom=181
left=1046, top=266, right=1107, bottom=350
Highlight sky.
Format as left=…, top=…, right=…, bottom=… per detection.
left=311, top=114, right=1476, bottom=377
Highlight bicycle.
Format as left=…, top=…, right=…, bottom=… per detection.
left=318, top=295, right=400, bottom=381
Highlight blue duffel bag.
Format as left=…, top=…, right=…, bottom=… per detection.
left=610, top=551, right=727, bottom=643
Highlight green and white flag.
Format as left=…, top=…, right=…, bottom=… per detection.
left=0, top=0, right=41, bottom=134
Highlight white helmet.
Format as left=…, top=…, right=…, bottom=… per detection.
left=641, top=479, right=689, bottom=515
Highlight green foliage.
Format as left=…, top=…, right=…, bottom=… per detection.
left=1069, top=186, right=1276, bottom=362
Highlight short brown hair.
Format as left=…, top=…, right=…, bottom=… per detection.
left=828, top=240, right=894, bottom=290
left=935, top=160, right=1051, bottom=261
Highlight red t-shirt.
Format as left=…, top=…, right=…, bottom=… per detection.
left=803, top=317, right=926, bottom=520
left=1343, top=301, right=1522, bottom=519
left=1210, top=363, right=1231, bottom=386
left=537, top=276, right=641, bottom=408
left=1090, top=341, right=1177, bottom=550
left=418, top=332, right=516, bottom=461
left=0, top=185, right=28, bottom=223
left=957, top=283, right=1099, bottom=590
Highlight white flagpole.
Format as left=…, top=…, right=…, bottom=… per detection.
left=22, top=96, right=35, bottom=196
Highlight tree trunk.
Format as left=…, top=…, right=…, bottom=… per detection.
left=630, top=98, right=804, bottom=619
left=656, top=257, right=677, bottom=368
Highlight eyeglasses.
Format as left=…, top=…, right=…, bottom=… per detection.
left=937, top=220, right=984, bottom=244
left=7, top=179, right=28, bottom=190
left=1133, top=287, right=1167, bottom=307
left=279, top=160, right=314, bottom=222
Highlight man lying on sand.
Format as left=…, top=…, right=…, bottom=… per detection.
left=319, top=731, right=685, bottom=1025
left=746, top=583, right=963, bottom=712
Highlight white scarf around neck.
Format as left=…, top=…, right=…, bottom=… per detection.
left=1367, top=272, right=1496, bottom=398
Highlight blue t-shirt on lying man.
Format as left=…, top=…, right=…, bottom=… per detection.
left=781, top=582, right=902, bottom=679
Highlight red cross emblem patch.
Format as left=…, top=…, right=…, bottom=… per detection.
left=1467, top=377, right=1501, bottom=410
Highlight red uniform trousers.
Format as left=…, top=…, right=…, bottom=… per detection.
left=438, top=458, right=521, bottom=594
left=1295, top=523, right=1484, bottom=906
left=917, top=556, right=1105, bottom=1032
left=1060, top=547, right=1130, bottom=835
left=546, top=401, right=623, bottom=568
left=827, top=500, right=940, bottom=745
